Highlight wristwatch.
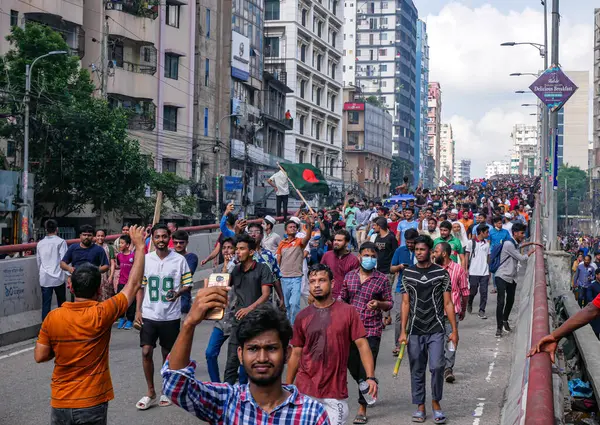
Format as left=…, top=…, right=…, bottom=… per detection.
left=366, top=377, right=379, bottom=384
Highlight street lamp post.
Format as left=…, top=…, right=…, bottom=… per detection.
left=214, top=113, right=241, bottom=222
left=22, top=50, right=67, bottom=244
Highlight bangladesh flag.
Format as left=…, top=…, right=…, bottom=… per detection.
left=279, top=163, right=329, bottom=195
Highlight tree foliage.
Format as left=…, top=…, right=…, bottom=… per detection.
left=0, top=23, right=187, bottom=219
left=557, top=165, right=589, bottom=216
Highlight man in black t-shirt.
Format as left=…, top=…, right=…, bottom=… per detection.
left=372, top=217, right=398, bottom=326
left=399, top=235, right=458, bottom=424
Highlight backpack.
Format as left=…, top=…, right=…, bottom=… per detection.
left=489, top=239, right=516, bottom=274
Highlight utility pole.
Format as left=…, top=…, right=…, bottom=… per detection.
left=100, top=14, right=109, bottom=99
left=564, top=177, right=568, bottom=232
left=548, top=0, right=560, bottom=250
left=541, top=0, right=549, bottom=218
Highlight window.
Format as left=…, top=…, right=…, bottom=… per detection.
left=206, top=9, right=211, bottom=38
left=381, top=1, right=388, bottom=8
left=162, top=158, right=178, bottom=173
left=380, top=17, right=388, bottom=25
left=316, top=88, right=322, bottom=106
left=331, top=63, right=336, bottom=79
left=10, top=10, right=18, bottom=27
left=317, top=21, right=323, bottom=37
left=348, top=132, right=360, bottom=146
left=299, top=116, right=305, bottom=134
left=166, top=4, right=180, bottom=28
left=331, top=95, right=336, bottom=112
left=380, top=64, right=387, bottom=72
left=380, top=33, right=387, bottom=41
left=330, top=126, right=335, bottom=144
left=6, top=140, right=16, bottom=157
left=204, top=108, right=209, bottom=136
left=329, top=158, right=335, bottom=176
left=316, top=122, right=321, bottom=140
left=265, top=0, right=280, bottom=20
left=348, top=111, right=359, bottom=124
left=301, top=9, right=307, bottom=26
left=300, top=80, right=306, bottom=98
left=165, top=54, right=179, bottom=79
left=265, top=37, right=280, bottom=57
left=300, top=45, right=307, bottom=62
left=163, top=106, right=178, bottom=131
left=205, top=58, right=209, bottom=86
left=379, top=49, right=387, bottom=56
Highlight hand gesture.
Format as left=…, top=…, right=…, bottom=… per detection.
left=528, top=334, right=558, bottom=363
left=225, top=203, right=235, bottom=215
left=235, top=219, right=248, bottom=234
left=129, top=225, right=145, bottom=250
left=367, top=300, right=380, bottom=310
left=186, top=287, right=230, bottom=326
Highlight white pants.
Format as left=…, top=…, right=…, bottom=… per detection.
left=314, top=398, right=349, bottom=425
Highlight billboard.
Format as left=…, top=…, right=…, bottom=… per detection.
left=344, top=102, right=365, bottom=111
left=231, top=31, right=250, bottom=81
left=529, top=67, right=578, bottom=112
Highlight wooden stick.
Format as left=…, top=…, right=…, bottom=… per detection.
left=148, top=191, right=163, bottom=252
left=277, top=163, right=315, bottom=215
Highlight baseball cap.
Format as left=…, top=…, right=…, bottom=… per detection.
left=264, top=215, right=276, bottom=226
left=451, top=209, right=459, bottom=214
left=289, top=216, right=302, bottom=225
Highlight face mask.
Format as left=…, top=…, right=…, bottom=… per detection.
left=361, top=257, right=377, bottom=271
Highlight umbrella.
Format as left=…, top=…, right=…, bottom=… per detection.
left=450, top=184, right=468, bottom=191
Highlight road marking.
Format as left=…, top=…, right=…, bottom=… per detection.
left=472, top=399, right=486, bottom=425
left=0, top=346, right=34, bottom=361
left=486, top=344, right=500, bottom=382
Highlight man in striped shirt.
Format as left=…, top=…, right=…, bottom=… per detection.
left=433, top=242, right=469, bottom=384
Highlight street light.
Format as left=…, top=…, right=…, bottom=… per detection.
left=22, top=50, right=68, bottom=244
left=521, top=103, right=537, bottom=107
left=515, top=90, right=527, bottom=94
left=501, top=41, right=546, bottom=57
left=510, top=72, right=540, bottom=77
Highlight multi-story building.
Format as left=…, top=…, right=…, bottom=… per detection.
left=486, top=160, right=510, bottom=179
left=343, top=87, right=393, bottom=198
left=560, top=70, right=589, bottom=170
left=454, top=159, right=471, bottom=183
left=594, top=10, right=600, bottom=176
left=342, top=0, right=357, bottom=86
left=439, top=123, right=454, bottom=183
left=415, top=19, right=430, bottom=187
left=264, top=0, right=345, bottom=196
left=511, top=124, right=538, bottom=176
left=427, top=82, right=442, bottom=182
left=352, top=0, right=418, bottom=171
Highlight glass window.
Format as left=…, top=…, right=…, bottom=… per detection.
left=164, top=54, right=179, bottom=79
left=265, top=0, right=280, bottom=20
left=10, top=10, right=18, bottom=27
left=6, top=140, right=15, bottom=157
left=265, top=37, right=279, bottom=57
left=163, top=106, right=178, bottom=131
left=162, top=158, right=178, bottom=173
left=166, top=4, right=180, bottom=28
left=348, top=111, right=359, bottom=124
left=204, top=108, right=209, bottom=136
left=205, top=58, right=209, bottom=86
left=206, top=9, right=211, bottom=38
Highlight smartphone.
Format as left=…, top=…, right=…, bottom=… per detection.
left=205, top=273, right=231, bottom=320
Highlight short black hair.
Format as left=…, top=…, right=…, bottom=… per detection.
left=79, top=224, right=95, bottom=235
left=71, top=263, right=101, bottom=299
left=359, top=241, right=379, bottom=254
left=226, top=213, right=237, bottom=226
left=404, top=228, right=419, bottom=241
left=308, top=263, right=334, bottom=281
left=247, top=222, right=263, bottom=234
left=414, top=235, right=434, bottom=250
left=437, top=241, right=451, bottom=257
left=479, top=211, right=487, bottom=219
left=122, top=222, right=131, bottom=229
left=476, top=224, right=489, bottom=235
left=334, top=230, right=351, bottom=242
left=236, top=304, right=293, bottom=349
left=374, top=217, right=388, bottom=230
left=45, top=219, right=58, bottom=233
left=404, top=208, right=415, bottom=214
left=439, top=220, right=452, bottom=231
left=151, top=223, right=171, bottom=236
left=120, top=234, right=131, bottom=245
left=235, top=233, right=257, bottom=250
left=596, top=268, right=600, bottom=275
left=492, top=216, right=503, bottom=224
left=221, top=237, right=235, bottom=248
left=285, top=220, right=298, bottom=229
left=96, top=229, right=107, bottom=236
left=167, top=221, right=179, bottom=230
left=172, top=230, right=189, bottom=241
left=512, top=223, right=527, bottom=234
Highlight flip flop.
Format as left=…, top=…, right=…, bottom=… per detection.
left=353, top=415, right=368, bottom=424
left=412, top=410, right=426, bottom=423
left=159, top=394, right=172, bottom=407
left=135, top=395, right=157, bottom=410
left=433, top=410, right=447, bottom=424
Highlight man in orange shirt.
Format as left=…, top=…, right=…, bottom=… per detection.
left=35, top=225, right=146, bottom=425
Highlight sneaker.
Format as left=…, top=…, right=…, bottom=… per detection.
left=478, top=311, right=487, bottom=320
left=467, top=304, right=473, bottom=314
left=503, top=321, right=512, bottom=332
left=495, top=329, right=503, bottom=337
left=444, top=368, right=455, bottom=383
left=117, top=317, right=126, bottom=329
left=123, top=320, right=133, bottom=330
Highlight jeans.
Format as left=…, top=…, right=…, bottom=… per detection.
left=276, top=195, right=289, bottom=220
left=205, top=327, right=246, bottom=383
left=281, top=276, right=302, bottom=324
left=41, top=283, right=66, bottom=321
left=347, top=227, right=357, bottom=250
left=496, top=277, right=517, bottom=330
left=468, top=275, right=490, bottom=313
left=444, top=320, right=458, bottom=370
left=348, top=336, right=380, bottom=406
left=51, top=402, right=108, bottom=425
left=407, top=332, right=445, bottom=405
left=394, top=292, right=404, bottom=347
left=224, top=340, right=248, bottom=385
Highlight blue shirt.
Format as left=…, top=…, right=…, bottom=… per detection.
left=574, top=263, right=595, bottom=289
left=220, top=215, right=235, bottom=238
left=181, top=252, right=199, bottom=313
left=398, top=220, right=419, bottom=247
left=254, top=248, right=282, bottom=280
left=62, top=243, right=109, bottom=269
left=391, top=246, right=415, bottom=293
left=489, top=227, right=511, bottom=250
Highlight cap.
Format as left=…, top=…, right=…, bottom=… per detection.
left=525, top=205, right=532, bottom=211
left=504, top=212, right=512, bottom=219
left=264, top=215, right=276, bottom=226
left=289, top=216, right=302, bottom=225
left=451, top=209, right=459, bottom=214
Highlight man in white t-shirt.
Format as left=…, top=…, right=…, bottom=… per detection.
left=267, top=170, right=290, bottom=220
left=135, top=224, right=192, bottom=411
left=502, top=213, right=514, bottom=235
left=466, top=224, right=491, bottom=319
left=37, top=219, right=68, bottom=320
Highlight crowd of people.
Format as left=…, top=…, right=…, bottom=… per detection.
left=34, top=175, right=545, bottom=425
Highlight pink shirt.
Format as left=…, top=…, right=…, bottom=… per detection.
left=441, top=261, right=470, bottom=315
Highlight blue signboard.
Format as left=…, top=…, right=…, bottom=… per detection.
left=224, top=176, right=243, bottom=192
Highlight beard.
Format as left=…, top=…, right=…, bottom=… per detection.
left=246, top=362, right=284, bottom=387
left=81, top=240, right=92, bottom=247
left=433, top=256, right=443, bottom=265
left=333, top=245, right=343, bottom=252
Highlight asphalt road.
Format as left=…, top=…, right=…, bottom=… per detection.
left=0, top=289, right=517, bottom=425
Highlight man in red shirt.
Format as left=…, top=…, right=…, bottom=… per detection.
left=320, top=230, right=360, bottom=299
left=287, top=263, right=377, bottom=425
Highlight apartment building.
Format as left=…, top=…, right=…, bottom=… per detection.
left=439, top=123, right=454, bottom=182
left=427, top=82, right=442, bottom=183
left=415, top=19, right=430, bottom=186
left=453, top=158, right=471, bottom=183
left=264, top=0, right=345, bottom=193
left=486, top=160, right=510, bottom=179
left=351, top=0, right=419, bottom=170
left=510, top=124, right=537, bottom=176
left=594, top=10, right=600, bottom=178
left=560, top=70, right=589, bottom=171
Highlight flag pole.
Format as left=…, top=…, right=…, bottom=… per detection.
left=277, top=163, right=315, bottom=215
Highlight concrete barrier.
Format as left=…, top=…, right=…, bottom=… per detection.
left=0, top=224, right=285, bottom=347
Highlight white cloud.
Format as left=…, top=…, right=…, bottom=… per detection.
left=424, top=2, right=594, bottom=178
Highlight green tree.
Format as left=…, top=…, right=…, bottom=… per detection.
left=390, top=157, right=414, bottom=192
left=557, top=165, right=588, bottom=217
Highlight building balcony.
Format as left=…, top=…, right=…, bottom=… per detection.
left=108, top=94, right=156, bottom=131
left=24, top=14, right=85, bottom=58
left=105, top=0, right=159, bottom=20
left=108, top=36, right=157, bottom=74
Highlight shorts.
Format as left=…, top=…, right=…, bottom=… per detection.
left=139, top=318, right=180, bottom=350
left=313, top=398, right=349, bottom=425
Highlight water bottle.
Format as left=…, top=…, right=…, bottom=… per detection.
left=447, top=340, right=456, bottom=352
left=359, top=380, right=376, bottom=405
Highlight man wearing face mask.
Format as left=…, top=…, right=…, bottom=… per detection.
left=339, top=242, right=393, bottom=424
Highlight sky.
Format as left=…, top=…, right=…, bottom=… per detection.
left=412, top=0, right=596, bottom=177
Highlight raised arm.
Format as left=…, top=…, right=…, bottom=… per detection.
left=121, top=226, right=147, bottom=305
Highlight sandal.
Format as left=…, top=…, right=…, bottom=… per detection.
left=393, top=347, right=400, bottom=356
left=412, top=410, right=426, bottom=423
left=159, top=394, right=172, bottom=407
left=135, top=395, right=157, bottom=410
left=353, top=414, right=368, bottom=424
left=433, top=410, right=447, bottom=424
